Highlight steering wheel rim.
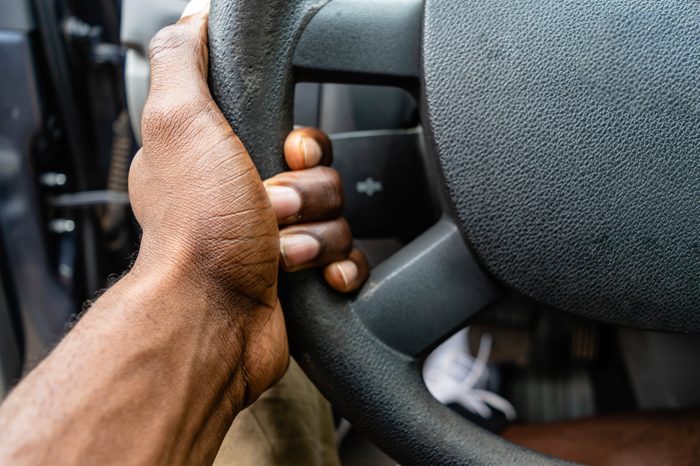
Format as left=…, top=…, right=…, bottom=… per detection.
left=208, top=0, right=699, bottom=463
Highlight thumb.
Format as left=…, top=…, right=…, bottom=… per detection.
left=144, top=0, right=211, bottom=114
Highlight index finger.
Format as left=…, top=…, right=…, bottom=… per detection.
left=283, top=127, right=333, bottom=170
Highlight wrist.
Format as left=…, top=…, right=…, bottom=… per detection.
left=119, top=245, right=280, bottom=402
left=104, top=262, right=250, bottom=397
left=132, top=230, right=279, bottom=313
left=129, top=233, right=206, bottom=301
left=121, top=231, right=287, bottom=406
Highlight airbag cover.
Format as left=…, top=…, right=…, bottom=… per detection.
left=422, top=0, right=700, bottom=330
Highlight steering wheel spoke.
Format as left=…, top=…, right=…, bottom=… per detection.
left=353, top=217, right=500, bottom=357
left=293, top=0, right=421, bottom=89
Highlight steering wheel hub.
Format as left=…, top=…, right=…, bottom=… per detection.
left=422, top=0, right=700, bottom=330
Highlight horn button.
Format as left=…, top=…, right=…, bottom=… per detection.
left=421, top=0, right=700, bottom=331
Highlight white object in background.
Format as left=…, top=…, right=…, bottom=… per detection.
left=422, top=328, right=516, bottom=421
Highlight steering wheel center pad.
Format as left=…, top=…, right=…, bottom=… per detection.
left=422, top=0, right=700, bottom=331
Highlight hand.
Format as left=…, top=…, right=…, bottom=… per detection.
left=129, top=8, right=286, bottom=402
left=268, top=128, right=369, bottom=293
left=129, top=6, right=367, bottom=404
left=0, top=4, right=369, bottom=465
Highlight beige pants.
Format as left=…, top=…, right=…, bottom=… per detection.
left=213, top=359, right=340, bottom=466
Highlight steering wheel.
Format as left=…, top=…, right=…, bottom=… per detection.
left=207, top=0, right=699, bottom=463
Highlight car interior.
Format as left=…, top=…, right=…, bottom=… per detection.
left=1, top=0, right=698, bottom=464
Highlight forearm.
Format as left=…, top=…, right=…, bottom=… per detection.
left=0, top=265, right=249, bottom=466
left=0, top=6, right=294, bottom=464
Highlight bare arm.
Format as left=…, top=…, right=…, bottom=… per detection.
left=0, top=3, right=368, bottom=463
left=0, top=264, right=282, bottom=466
left=0, top=8, right=286, bottom=465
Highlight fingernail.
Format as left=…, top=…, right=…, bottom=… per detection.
left=280, top=234, right=320, bottom=268
left=300, top=136, right=322, bottom=167
left=266, top=185, right=302, bottom=220
left=181, top=0, right=210, bottom=18
left=334, top=260, right=358, bottom=287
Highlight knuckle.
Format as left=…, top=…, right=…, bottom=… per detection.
left=141, top=97, right=211, bottom=143
left=127, top=151, right=145, bottom=217
left=141, top=104, right=176, bottom=142
left=321, top=167, right=344, bottom=209
left=336, top=217, right=352, bottom=239
left=127, top=150, right=142, bottom=185
left=336, top=222, right=353, bottom=256
left=148, top=24, right=194, bottom=63
left=128, top=149, right=143, bottom=172
left=321, top=166, right=342, bottom=187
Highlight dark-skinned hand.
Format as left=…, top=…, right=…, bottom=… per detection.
left=0, top=3, right=369, bottom=465
left=129, top=3, right=368, bottom=404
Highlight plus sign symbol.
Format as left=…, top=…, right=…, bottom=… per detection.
left=356, top=177, right=383, bottom=197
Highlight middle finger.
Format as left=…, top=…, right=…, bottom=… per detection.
left=264, top=166, right=344, bottom=225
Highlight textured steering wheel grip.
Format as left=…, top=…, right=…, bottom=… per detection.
left=208, top=0, right=328, bottom=180
left=207, top=1, right=566, bottom=464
